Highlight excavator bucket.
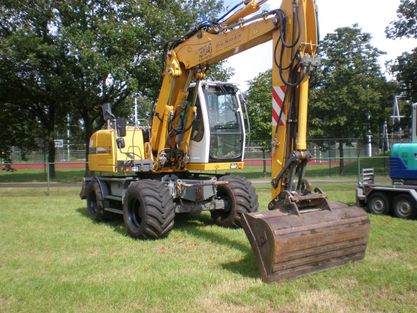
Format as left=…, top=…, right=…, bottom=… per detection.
left=242, top=200, right=370, bottom=283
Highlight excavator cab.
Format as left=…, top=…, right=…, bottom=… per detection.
left=188, top=81, right=247, bottom=166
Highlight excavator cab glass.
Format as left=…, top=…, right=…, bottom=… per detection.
left=203, top=85, right=244, bottom=161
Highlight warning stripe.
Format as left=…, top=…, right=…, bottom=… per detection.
left=272, top=85, right=286, bottom=126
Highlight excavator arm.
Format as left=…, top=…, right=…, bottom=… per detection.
left=149, top=0, right=369, bottom=282
left=150, top=0, right=317, bottom=182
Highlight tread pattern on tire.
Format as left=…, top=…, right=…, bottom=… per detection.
left=87, top=178, right=111, bottom=221
left=212, top=174, right=259, bottom=228
left=123, top=179, right=175, bottom=239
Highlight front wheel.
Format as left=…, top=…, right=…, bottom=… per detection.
left=211, top=175, right=259, bottom=228
left=123, top=180, right=175, bottom=239
left=393, top=194, right=416, bottom=219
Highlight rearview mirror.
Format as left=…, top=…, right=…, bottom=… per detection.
left=102, top=103, right=115, bottom=121
left=116, top=137, right=125, bottom=149
left=116, top=118, right=127, bottom=137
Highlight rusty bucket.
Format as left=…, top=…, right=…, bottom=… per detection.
left=242, top=202, right=370, bottom=283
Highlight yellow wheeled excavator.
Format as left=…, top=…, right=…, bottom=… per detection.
left=81, top=0, right=370, bottom=282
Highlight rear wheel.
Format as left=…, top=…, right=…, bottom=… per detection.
left=393, top=194, right=416, bottom=219
left=211, top=175, right=259, bottom=228
left=86, top=178, right=111, bottom=221
left=123, top=180, right=175, bottom=239
left=368, top=192, right=390, bottom=215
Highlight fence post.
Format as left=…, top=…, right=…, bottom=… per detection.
left=328, top=153, right=331, bottom=177
left=262, top=147, right=267, bottom=176
left=46, top=162, right=50, bottom=195
left=328, top=139, right=331, bottom=176
left=357, top=156, right=361, bottom=182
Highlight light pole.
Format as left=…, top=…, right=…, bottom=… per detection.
left=67, top=113, right=70, bottom=161
left=367, top=112, right=372, bottom=157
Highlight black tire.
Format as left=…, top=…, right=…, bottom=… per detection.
left=367, top=192, right=390, bottom=215
left=123, top=180, right=175, bottom=239
left=211, top=175, right=259, bottom=228
left=393, top=194, right=416, bottom=219
left=86, top=178, right=110, bottom=221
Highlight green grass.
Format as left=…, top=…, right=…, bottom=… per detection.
left=1, top=184, right=416, bottom=313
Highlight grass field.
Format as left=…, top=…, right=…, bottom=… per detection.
left=1, top=183, right=416, bottom=313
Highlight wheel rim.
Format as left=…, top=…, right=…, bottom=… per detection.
left=396, top=200, right=411, bottom=217
left=129, top=199, right=142, bottom=228
left=371, top=198, right=385, bottom=214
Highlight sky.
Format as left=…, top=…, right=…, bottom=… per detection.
left=221, top=0, right=417, bottom=90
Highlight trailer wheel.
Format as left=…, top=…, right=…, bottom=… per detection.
left=123, top=180, right=175, bottom=239
left=86, top=178, right=109, bottom=221
left=368, top=192, right=390, bottom=215
left=211, top=175, right=259, bottom=228
left=393, top=194, right=416, bottom=219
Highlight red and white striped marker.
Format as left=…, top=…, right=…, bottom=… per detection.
left=272, top=85, right=286, bottom=126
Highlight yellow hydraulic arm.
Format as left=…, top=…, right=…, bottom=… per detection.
left=150, top=0, right=318, bottom=200
left=143, top=1, right=370, bottom=284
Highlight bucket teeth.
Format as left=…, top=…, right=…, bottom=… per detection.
left=242, top=202, right=370, bottom=283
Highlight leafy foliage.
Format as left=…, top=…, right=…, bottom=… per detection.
left=309, top=25, right=396, bottom=173
left=0, top=103, right=39, bottom=163
left=385, top=0, right=417, bottom=39
left=387, top=0, right=417, bottom=105
left=310, top=25, right=395, bottom=138
left=0, top=0, right=227, bottom=166
left=245, top=26, right=397, bottom=167
left=246, top=70, right=272, bottom=147
left=393, top=48, right=417, bottom=103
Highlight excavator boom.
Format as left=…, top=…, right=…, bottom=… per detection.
left=150, top=0, right=370, bottom=282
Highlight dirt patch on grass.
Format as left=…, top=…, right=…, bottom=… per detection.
left=332, top=277, right=359, bottom=290
left=196, top=280, right=276, bottom=313
left=368, top=249, right=402, bottom=263
left=0, top=296, right=16, bottom=311
left=279, top=289, right=362, bottom=313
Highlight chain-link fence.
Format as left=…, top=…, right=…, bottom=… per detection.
left=247, top=133, right=410, bottom=160
left=1, top=136, right=407, bottom=193
left=5, top=133, right=411, bottom=164
left=1, top=155, right=392, bottom=192
left=6, top=144, right=86, bottom=163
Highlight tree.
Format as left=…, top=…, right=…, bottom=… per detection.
left=393, top=49, right=417, bottom=103
left=0, top=0, right=226, bottom=175
left=385, top=0, right=417, bottom=39
left=386, top=0, right=417, bottom=106
left=0, top=103, right=39, bottom=164
left=246, top=70, right=272, bottom=147
left=0, top=1, right=71, bottom=177
left=310, top=25, right=396, bottom=174
left=58, top=0, right=226, bottom=165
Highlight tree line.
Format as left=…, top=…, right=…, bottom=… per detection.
left=1, top=0, right=415, bottom=177
left=246, top=0, right=416, bottom=173
left=0, top=0, right=227, bottom=177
